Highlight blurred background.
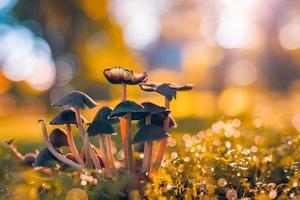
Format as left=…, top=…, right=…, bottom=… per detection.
left=1, top=0, right=300, bottom=145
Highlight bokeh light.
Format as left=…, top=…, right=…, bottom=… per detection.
left=0, top=25, right=55, bottom=91
left=279, top=23, right=300, bottom=50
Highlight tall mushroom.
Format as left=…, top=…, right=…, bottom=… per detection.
left=87, top=106, right=118, bottom=170
left=50, top=109, right=87, bottom=165
left=51, top=91, right=100, bottom=169
left=103, top=67, right=147, bottom=168
left=137, top=102, right=171, bottom=173
left=140, top=82, right=193, bottom=169
left=38, top=119, right=83, bottom=170
left=109, top=100, right=148, bottom=173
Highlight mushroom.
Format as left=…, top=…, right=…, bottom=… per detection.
left=132, top=124, right=169, bottom=172
left=140, top=82, right=193, bottom=168
left=103, top=67, right=147, bottom=168
left=87, top=106, right=118, bottom=170
left=109, top=100, right=148, bottom=173
left=136, top=102, right=170, bottom=173
left=51, top=91, right=100, bottom=169
left=49, top=128, right=68, bottom=151
left=6, top=139, right=25, bottom=160
left=34, top=147, right=59, bottom=168
left=50, top=109, right=86, bottom=165
left=20, top=153, right=37, bottom=167
left=38, top=119, right=83, bottom=170
left=6, top=139, right=37, bottom=167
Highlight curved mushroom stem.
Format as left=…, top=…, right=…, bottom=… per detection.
left=143, top=116, right=153, bottom=173
left=126, top=113, right=134, bottom=173
left=66, top=124, right=84, bottom=166
left=38, top=119, right=83, bottom=170
left=153, top=97, right=170, bottom=170
left=105, top=135, right=116, bottom=169
left=74, top=107, right=99, bottom=169
left=6, top=140, right=25, bottom=160
left=99, top=135, right=109, bottom=169
left=121, top=83, right=128, bottom=168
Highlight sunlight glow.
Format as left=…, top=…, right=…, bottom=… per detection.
left=0, top=25, right=56, bottom=91
left=216, top=0, right=261, bottom=49
left=109, top=0, right=164, bottom=49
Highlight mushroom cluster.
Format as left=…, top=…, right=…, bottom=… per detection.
left=6, top=67, right=193, bottom=177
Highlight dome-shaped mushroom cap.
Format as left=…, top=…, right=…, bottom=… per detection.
left=137, top=114, right=177, bottom=129
left=141, top=102, right=170, bottom=116
left=103, top=67, right=148, bottom=85
left=140, top=83, right=193, bottom=101
left=20, top=153, right=37, bottom=167
left=87, top=120, right=116, bottom=137
left=93, top=106, right=119, bottom=124
left=34, top=148, right=58, bottom=168
left=109, top=100, right=149, bottom=120
left=51, top=91, right=98, bottom=109
left=49, top=128, right=68, bottom=148
left=133, top=125, right=169, bottom=144
left=50, top=109, right=88, bottom=125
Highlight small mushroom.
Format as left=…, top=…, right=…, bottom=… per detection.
left=6, top=139, right=25, bottom=160
left=51, top=91, right=100, bottom=169
left=87, top=106, right=117, bottom=170
left=136, top=102, right=170, bottom=173
left=38, top=119, right=83, bottom=170
left=50, top=109, right=86, bottom=165
left=103, top=67, right=147, bottom=169
left=133, top=124, right=169, bottom=173
left=6, top=139, right=37, bottom=167
left=133, top=125, right=169, bottom=144
left=49, top=128, right=68, bottom=149
left=34, top=147, right=58, bottom=168
left=109, top=100, right=148, bottom=172
left=140, top=82, right=193, bottom=101
left=20, top=153, right=37, bottom=167
left=140, top=82, right=193, bottom=169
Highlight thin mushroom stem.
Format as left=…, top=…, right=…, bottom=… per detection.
left=99, top=135, right=109, bottom=169
left=7, top=142, right=25, bottom=160
left=74, top=108, right=85, bottom=141
left=126, top=112, right=134, bottom=173
left=121, top=83, right=128, bottom=168
left=38, top=119, right=83, bottom=170
left=66, top=124, right=84, bottom=165
left=74, top=107, right=97, bottom=168
left=143, top=116, right=153, bottom=173
left=88, top=138, right=101, bottom=169
left=153, top=97, right=170, bottom=170
left=105, top=135, right=116, bottom=169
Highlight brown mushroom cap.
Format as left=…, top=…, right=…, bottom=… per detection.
left=103, top=67, right=148, bottom=85
left=49, top=128, right=68, bottom=148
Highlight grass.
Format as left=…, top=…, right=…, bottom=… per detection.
left=1, top=116, right=299, bottom=199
